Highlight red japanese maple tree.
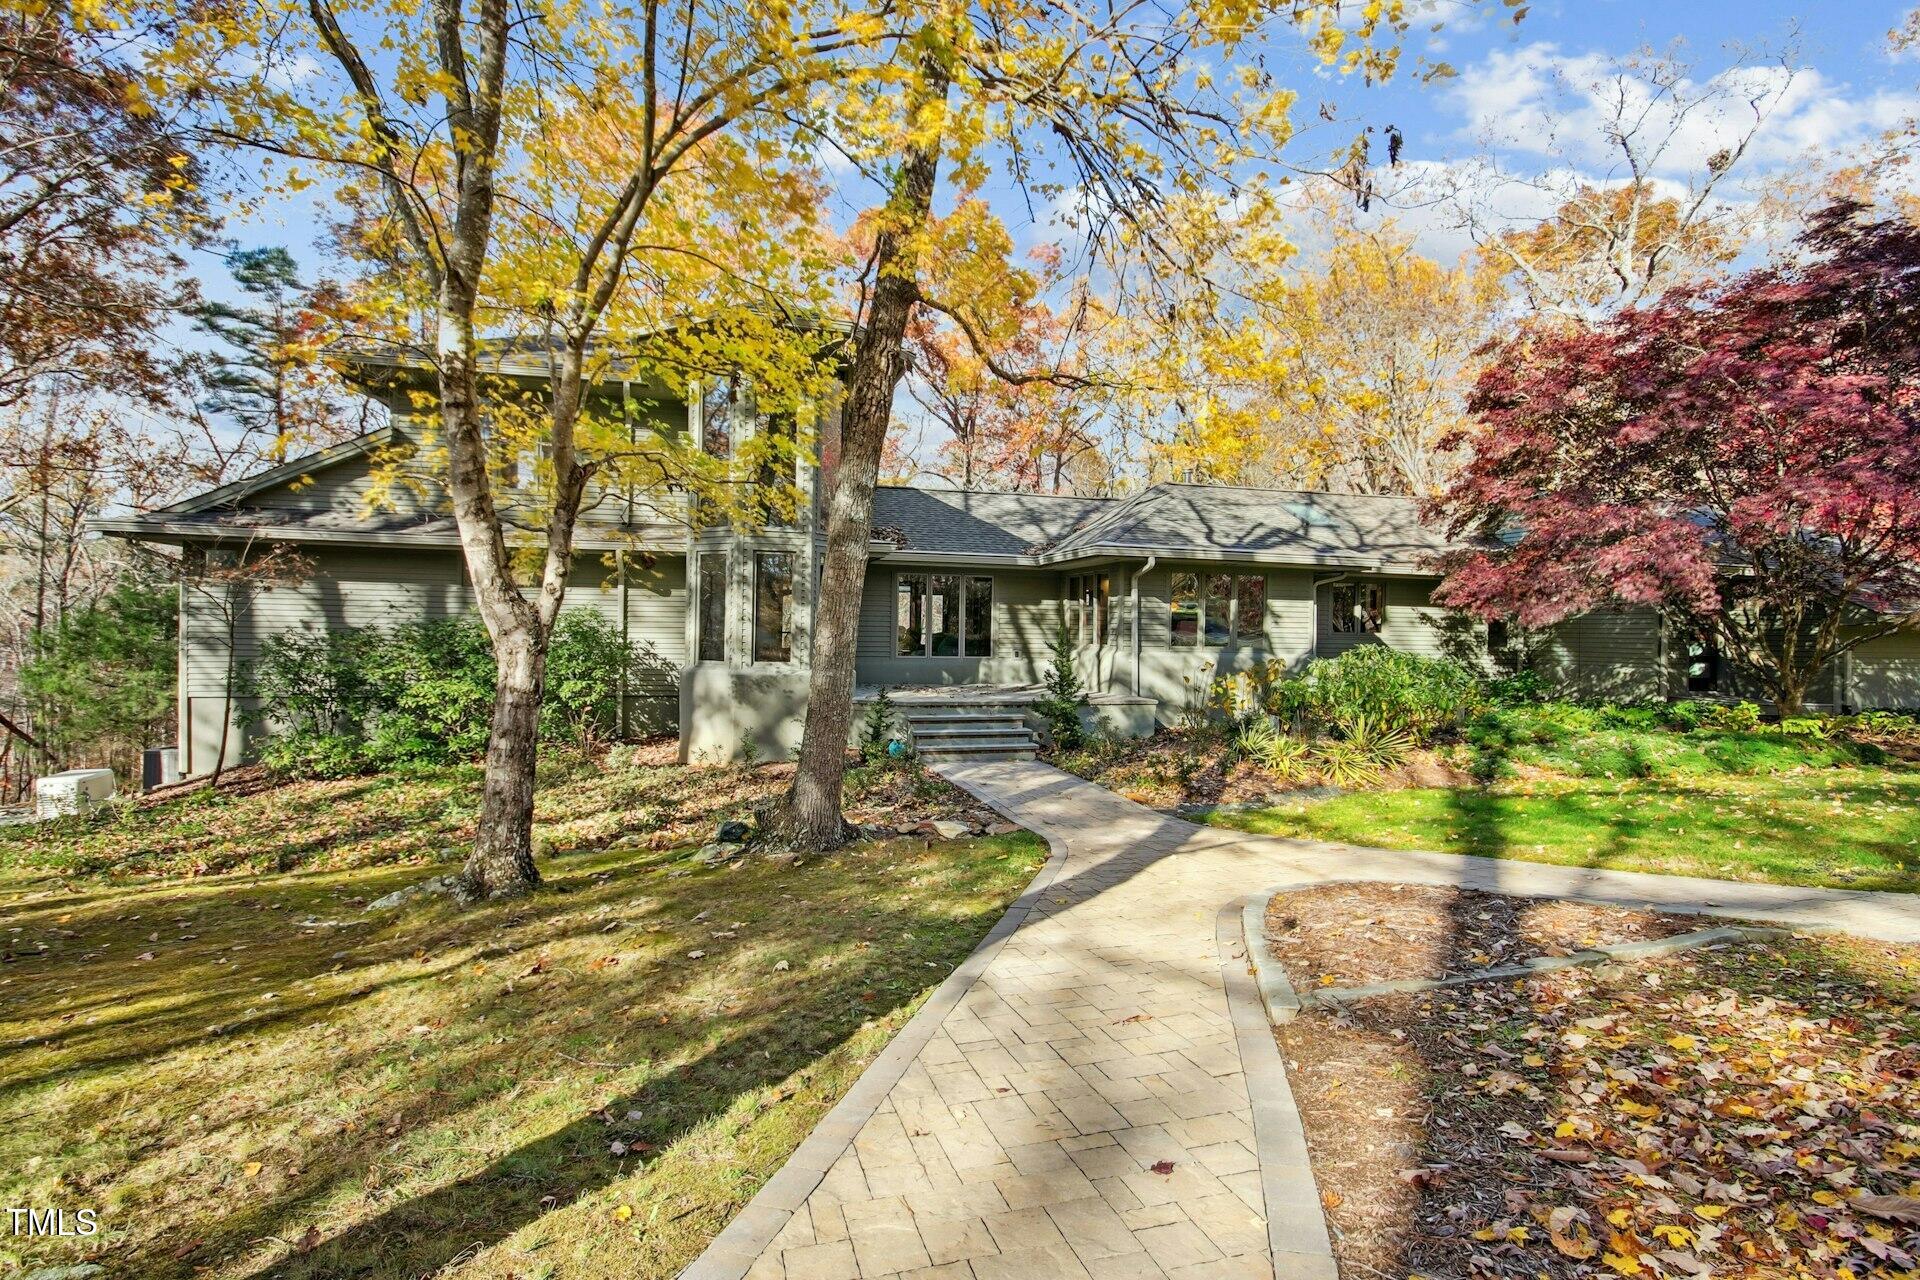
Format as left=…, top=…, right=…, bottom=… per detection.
left=1431, top=201, right=1920, bottom=713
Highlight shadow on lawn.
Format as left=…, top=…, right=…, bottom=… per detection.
left=0, top=838, right=1034, bottom=1280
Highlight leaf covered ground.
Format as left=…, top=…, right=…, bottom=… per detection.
left=0, top=754, right=1046, bottom=1279
left=0, top=742, right=982, bottom=881
left=1268, top=885, right=1920, bottom=1280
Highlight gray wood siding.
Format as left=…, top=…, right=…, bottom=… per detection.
left=1540, top=610, right=1665, bottom=701
left=854, top=566, right=1058, bottom=686
left=180, top=546, right=686, bottom=772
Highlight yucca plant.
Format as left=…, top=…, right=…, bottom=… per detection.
left=1234, top=716, right=1312, bottom=779
left=1312, top=737, right=1380, bottom=787
left=1342, top=712, right=1413, bottom=769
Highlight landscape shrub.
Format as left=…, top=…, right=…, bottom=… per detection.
left=249, top=611, right=639, bottom=776
left=1034, top=626, right=1087, bottom=750
left=1280, top=646, right=1483, bottom=743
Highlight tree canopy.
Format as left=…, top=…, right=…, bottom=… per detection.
left=1432, top=200, right=1920, bottom=713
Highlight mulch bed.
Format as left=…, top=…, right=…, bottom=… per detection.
left=1265, top=883, right=1701, bottom=989
left=1267, top=884, right=1920, bottom=1280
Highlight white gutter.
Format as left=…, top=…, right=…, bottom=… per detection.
left=1131, top=555, right=1157, bottom=696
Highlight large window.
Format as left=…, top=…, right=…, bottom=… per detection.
left=1204, top=575, right=1231, bottom=645
left=897, top=573, right=992, bottom=656
left=1235, top=575, right=1265, bottom=641
left=930, top=574, right=961, bottom=655
left=896, top=575, right=926, bottom=656
left=701, top=376, right=738, bottom=460
left=1330, top=582, right=1385, bottom=634
left=754, top=552, right=794, bottom=662
left=696, top=553, right=726, bottom=662
left=1170, top=573, right=1201, bottom=645
left=1172, top=572, right=1265, bottom=647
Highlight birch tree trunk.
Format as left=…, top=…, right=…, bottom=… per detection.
left=779, top=73, right=946, bottom=847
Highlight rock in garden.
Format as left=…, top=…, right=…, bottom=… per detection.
left=364, top=875, right=458, bottom=912
left=715, top=818, right=751, bottom=843
left=694, top=842, right=745, bottom=866
left=931, top=819, right=971, bottom=840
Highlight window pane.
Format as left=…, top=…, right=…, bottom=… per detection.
left=965, top=577, right=993, bottom=657
left=897, top=574, right=926, bottom=656
left=1095, top=574, right=1109, bottom=645
left=1171, top=573, right=1200, bottom=645
left=1234, top=576, right=1264, bottom=640
left=930, top=574, right=961, bottom=656
left=1080, top=577, right=1095, bottom=644
left=1331, top=584, right=1356, bottom=633
left=754, top=552, right=793, bottom=662
left=1359, top=584, right=1385, bottom=633
left=1205, top=575, right=1231, bottom=645
left=697, top=554, right=725, bottom=662
left=701, top=377, right=735, bottom=459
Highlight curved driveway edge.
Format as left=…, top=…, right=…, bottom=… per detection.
left=682, top=760, right=1918, bottom=1280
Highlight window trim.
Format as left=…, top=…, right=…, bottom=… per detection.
left=895, top=571, right=994, bottom=658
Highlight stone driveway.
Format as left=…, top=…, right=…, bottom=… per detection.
left=683, top=761, right=1920, bottom=1280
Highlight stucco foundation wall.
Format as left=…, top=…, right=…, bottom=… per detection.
left=679, top=663, right=812, bottom=763
left=179, top=547, right=686, bottom=775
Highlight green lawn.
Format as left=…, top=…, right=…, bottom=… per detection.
left=0, top=757, right=1044, bottom=1279
left=1204, top=770, right=1920, bottom=892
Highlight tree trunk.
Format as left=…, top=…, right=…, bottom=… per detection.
left=464, top=627, right=546, bottom=896
left=779, top=72, right=947, bottom=848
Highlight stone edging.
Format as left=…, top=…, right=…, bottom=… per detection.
left=1216, top=900, right=1340, bottom=1280
left=1239, top=879, right=1794, bottom=1024
left=677, top=822, right=1074, bottom=1280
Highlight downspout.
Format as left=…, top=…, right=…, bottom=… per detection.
left=1130, top=556, right=1157, bottom=696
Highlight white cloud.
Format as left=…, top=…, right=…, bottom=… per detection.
left=1447, top=42, right=1920, bottom=182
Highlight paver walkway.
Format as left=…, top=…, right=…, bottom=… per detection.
left=685, top=761, right=1920, bottom=1280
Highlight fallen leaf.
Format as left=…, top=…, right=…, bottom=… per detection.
left=243, top=1161, right=263, bottom=1178
left=1150, top=1160, right=1175, bottom=1175
left=1854, top=1195, right=1920, bottom=1225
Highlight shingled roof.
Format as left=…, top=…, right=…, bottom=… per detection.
left=871, top=483, right=1464, bottom=570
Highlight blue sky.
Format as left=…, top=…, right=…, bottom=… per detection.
left=192, top=3, right=1920, bottom=314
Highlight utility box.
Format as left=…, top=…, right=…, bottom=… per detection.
left=35, top=768, right=117, bottom=820
left=141, top=748, right=181, bottom=792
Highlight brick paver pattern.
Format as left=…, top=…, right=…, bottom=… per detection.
left=720, top=760, right=1919, bottom=1280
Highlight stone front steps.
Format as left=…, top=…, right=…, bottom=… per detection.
left=901, top=708, right=1040, bottom=762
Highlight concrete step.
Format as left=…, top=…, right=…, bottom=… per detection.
left=914, top=733, right=1038, bottom=752
left=912, top=723, right=1037, bottom=740
left=902, top=711, right=1030, bottom=726
left=914, top=741, right=1038, bottom=761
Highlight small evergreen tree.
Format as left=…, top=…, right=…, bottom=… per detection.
left=1034, top=626, right=1087, bottom=750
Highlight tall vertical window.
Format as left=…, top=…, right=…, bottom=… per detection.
left=701, top=376, right=737, bottom=460
left=1235, top=575, right=1265, bottom=641
left=897, top=575, right=926, bottom=656
left=697, top=553, right=726, bottom=662
left=1096, top=574, right=1110, bottom=644
left=1205, top=575, right=1232, bottom=645
left=965, top=576, right=993, bottom=657
left=897, top=573, right=993, bottom=656
left=929, top=574, right=961, bottom=655
left=754, top=552, right=794, bottom=662
left=1170, top=573, right=1200, bottom=645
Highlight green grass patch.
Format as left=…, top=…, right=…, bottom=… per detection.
left=0, top=758, right=1045, bottom=1278
left=1206, top=770, right=1920, bottom=892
